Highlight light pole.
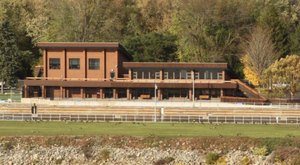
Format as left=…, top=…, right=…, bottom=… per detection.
left=192, top=70, right=195, bottom=108
left=154, top=83, right=157, bottom=122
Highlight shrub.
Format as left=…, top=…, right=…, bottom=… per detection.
left=81, top=140, right=95, bottom=159
left=2, top=141, right=14, bottom=151
left=98, top=149, right=110, bottom=161
left=240, top=156, right=251, bottom=165
left=253, top=146, right=269, bottom=156
left=55, top=158, right=63, bottom=164
left=206, top=152, right=220, bottom=165
left=216, top=156, right=227, bottom=165
left=154, top=156, right=175, bottom=165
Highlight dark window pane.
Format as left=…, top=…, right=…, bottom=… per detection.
left=88, top=58, right=100, bottom=70
left=49, top=58, right=60, bottom=69
left=69, top=58, right=80, bottom=69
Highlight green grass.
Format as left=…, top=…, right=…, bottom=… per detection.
left=0, top=93, right=21, bottom=101
left=0, top=121, right=300, bottom=137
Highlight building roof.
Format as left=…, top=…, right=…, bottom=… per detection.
left=37, top=42, right=121, bottom=49
left=123, top=62, right=227, bottom=69
left=37, top=42, right=133, bottom=60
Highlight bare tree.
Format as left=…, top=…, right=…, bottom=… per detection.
left=243, top=26, right=280, bottom=83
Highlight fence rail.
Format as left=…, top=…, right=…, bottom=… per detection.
left=0, top=113, right=299, bottom=124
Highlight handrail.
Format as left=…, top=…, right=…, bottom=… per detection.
left=232, top=79, right=265, bottom=99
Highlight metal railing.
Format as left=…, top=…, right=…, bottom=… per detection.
left=0, top=113, right=299, bottom=124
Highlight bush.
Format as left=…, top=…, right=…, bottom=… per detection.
left=206, top=152, right=220, bottom=165
left=98, top=149, right=110, bottom=161
left=153, top=156, right=175, bottom=165
left=253, top=146, right=269, bottom=156
left=55, top=158, right=63, bottom=164
left=240, top=156, right=251, bottom=165
left=216, top=156, right=227, bottom=165
left=2, top=141, right=14, bottom=151
left=81, top=140, right=95, bottom=159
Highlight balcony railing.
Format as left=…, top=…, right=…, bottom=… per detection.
left=26, top=77, right=226, bottom=83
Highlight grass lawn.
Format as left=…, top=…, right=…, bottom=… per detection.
left=0, top=93, right=21, bottom=102
left=0, top=121, right=300, bottom=137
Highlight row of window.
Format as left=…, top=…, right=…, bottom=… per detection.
left=132, top=71, right=223, bottom=80
left=49, top=58, right=100, bottom=70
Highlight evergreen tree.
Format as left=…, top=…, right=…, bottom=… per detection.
left=0, top=20, right=20, bottom=89
left=123, top=32, right=177, bottom=62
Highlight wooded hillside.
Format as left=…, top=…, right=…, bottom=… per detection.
left=0, top=0, right=300, bottom=80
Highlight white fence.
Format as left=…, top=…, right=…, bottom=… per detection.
left=0, top=113, right=299, bottom=124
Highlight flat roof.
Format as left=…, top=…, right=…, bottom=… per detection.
left=37, top=42, right=132, bottom=60
left=123, top=62, right=227, bottom=69
left=37, top=42, right=120, bottom=49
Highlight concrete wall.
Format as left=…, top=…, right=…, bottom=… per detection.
left=21, top=98, right=275, bottom=109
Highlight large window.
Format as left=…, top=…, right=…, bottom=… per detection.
left=88, top=58, right=100, bottom=70
left=69, top=58, right=80, bottom=69
left=49, top=58, right=60, bottom=69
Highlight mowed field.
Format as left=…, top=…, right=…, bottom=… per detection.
left=0, top=121, right=300, bottom=137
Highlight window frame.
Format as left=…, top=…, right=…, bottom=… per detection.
left=88, top=58, right=100, bottom=70
left=69, top=58, right=80, bottom=70
left=49, top=58, right=60, bottom=70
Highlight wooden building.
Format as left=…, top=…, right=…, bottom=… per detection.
left=23, top=42, right=260, bottom=100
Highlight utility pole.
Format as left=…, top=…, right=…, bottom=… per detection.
left=154, top=83, right=157, bottom=122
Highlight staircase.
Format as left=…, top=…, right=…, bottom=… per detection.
left=33, top=66, right=43, bottom=77
left=232, top=79, right=265, bottom=99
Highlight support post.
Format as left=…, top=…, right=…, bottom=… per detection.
left=113, top=89, right=117, bottom=99
left=129, top=69, right=132, bottom=80
left=24, top=85, right=28, bottom=98
left=100, top=88, right=103, bottom=99
left=220, top=89, right=224, bottom=97
left=126, top=88, right=131, bottom=100
left=81, top=87, right=84, bottom=99
left=158, top=89, right=161, bottom=101
left=42, top=86, right=45, bottom=98
left=160, top=69, right=163, bottom=80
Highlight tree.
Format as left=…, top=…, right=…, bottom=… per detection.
left=0, top=20, right=21, bottom=92
left=264, top=55, right=300, bottom=98
left=241, top=55, right=259, bottom=86
left=290, top=24, right=300, bottom=55
left=243, top=26, right=280, bottom=84
left=123, top=32, right=177, bottom=62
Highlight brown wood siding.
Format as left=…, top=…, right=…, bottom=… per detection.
left=24, top=80, right=237, bottom=89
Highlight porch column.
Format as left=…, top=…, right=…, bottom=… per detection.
left=24, top=85, right=28, bottom=98
left=222, top=70, right=225, bottom=80
left=62, top=87, right=65, bottom=99
left=113, top=89, right=117, bottom=99
left=220, top=89, right=224, bottom=97
left=66, top=88, right=69, bottom=98
left=126, top=88, right=131, bottom=100
left=189, top=89, right=192, bottom=101
left=129, top=69, right=132, bottom=80
left=160, top=69, right=163, bottom=80
left=100, top=88, right=103, bottom=99
left=81, top=88, right=85, bottom=99
left=157, top=89, right=162, bottom=101
left=42, top=86, right=45, bottom=98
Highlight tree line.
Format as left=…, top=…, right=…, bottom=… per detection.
left=0, top=0, right=299, bottom=97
